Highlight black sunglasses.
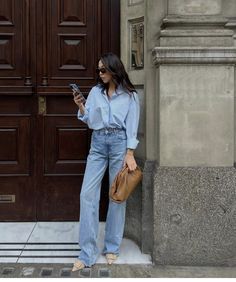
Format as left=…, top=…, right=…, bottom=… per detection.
left=96, top=67, right=107, bottom=74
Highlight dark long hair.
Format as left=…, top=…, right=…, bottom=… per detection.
left=97, top=52, right=136, bottom=94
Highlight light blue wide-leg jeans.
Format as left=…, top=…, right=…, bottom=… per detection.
left=78, top=129, right=127, bottom=267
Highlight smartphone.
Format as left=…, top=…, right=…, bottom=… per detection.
left=69, top=83, right=86, bottom=103
left=69, top=83, right=80, bottom=95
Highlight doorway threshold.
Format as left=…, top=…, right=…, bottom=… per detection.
left=0, top=222, right=151, bottom=264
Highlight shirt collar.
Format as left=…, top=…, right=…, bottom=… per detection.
left=115, top=85, right=124, bottom=95
left=100, top=84, right=128, bottom=96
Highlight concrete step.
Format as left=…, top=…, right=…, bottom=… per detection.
left=0, top=222, right=151, bottom=264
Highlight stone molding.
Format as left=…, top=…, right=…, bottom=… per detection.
left=152, top=47, right=236, bottom=65
left=225, top=19, right=236, bottom=28
left=162, top=15, right=228, bottom=28
left=168, top=0, right=222, bottom=16
left=160, top=29, right=234, bottom=37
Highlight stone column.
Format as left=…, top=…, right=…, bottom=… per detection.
left=120, top=0, right=167, bottom=256
left=152, top=0, right=236, bottom=266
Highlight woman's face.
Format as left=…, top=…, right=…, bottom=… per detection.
left=98, top=60, right=113, bottom=84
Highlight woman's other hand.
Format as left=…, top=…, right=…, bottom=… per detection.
left=124, top=149, right=137, bottom=171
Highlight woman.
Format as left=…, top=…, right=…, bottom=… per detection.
left=72, top=53, right=140, bottom=271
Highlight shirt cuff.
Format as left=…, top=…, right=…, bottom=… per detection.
left=77, top=108, right=88, bottom=118
left=127, top=138, right=139, bottom=150
left=77, top=109, right=83, bottom=118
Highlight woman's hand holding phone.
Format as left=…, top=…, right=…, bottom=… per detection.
left=73, top=92, right=85, bottom=106
left=70, top=84, right=86, bottom=115
left=73, top=93, right=86, bottom=115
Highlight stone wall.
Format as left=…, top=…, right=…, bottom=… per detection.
left=152, top=0, right=236, bottom=266
left=158, top=63, right=234, bottom=166
left=154, top=167, right=236, bottom=266
left=121, top=0, right=236, bottom=266
left=120, top=0, right=145, bottom=251
left=120, top=0, right=167, bottom=255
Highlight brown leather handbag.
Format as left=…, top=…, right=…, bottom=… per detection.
left=109, top=165, right=143, bottom=203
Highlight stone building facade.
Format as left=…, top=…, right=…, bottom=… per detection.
left=121, top=0, right=236, bottom=266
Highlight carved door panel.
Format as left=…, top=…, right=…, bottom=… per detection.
left=0, top=0, right=120, bottom=221
left=0, top=0, right=36, bottom=220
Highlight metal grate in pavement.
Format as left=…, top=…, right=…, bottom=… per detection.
left=99, top=268, right=110, bottom=278
left=60, top=268, right=71, bottom=277
left=2, top=268, right=15, bottom=275
left=79, top=268, right=91, bottom=278
left=20, top=267, right=35, bottom=277
left=0, top=263, right=117, bottom=278
left=40, top=268, right=53, bottom=277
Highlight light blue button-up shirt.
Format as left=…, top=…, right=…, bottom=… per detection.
left=77, top=84, right=140, bottom=149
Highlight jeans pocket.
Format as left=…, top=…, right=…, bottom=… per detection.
left=117, top=132, right=127, bottom=141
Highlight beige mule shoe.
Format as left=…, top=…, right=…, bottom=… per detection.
left=106, top=253, right=117, bottom=265
left=72, top=259, right=85, bottom=272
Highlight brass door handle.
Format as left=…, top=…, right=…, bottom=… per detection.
left=38, top=96, right=46, bottom=115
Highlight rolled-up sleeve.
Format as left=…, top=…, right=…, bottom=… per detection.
left=125, top=92, right=140, bottom=149
left=77, top=107, right=89, bottom=124
left=77, top=89, right=92, bottom=124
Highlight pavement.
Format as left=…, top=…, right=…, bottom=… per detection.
left=0, top=222, right=235, bottom=278
left=0, top=263, right=236, bottom=278
left=0, top=222, right=151, bottom=264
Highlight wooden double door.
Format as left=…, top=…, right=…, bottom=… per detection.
left=0, top=0, right=120, bottom=221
